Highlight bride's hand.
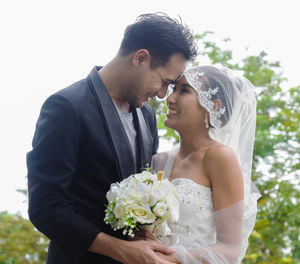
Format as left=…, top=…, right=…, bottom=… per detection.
left=156, top=252, right=181, bottom=264
left=128, top=230, right=156, bottom=241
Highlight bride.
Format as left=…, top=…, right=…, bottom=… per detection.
left=149, top=65, right=261, bottom=263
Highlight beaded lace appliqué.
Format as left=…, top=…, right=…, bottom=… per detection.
left=171, top=178, right=212, bottom=213
left=169, top=178, right=216, bottom=245
left=184, top=71, right=226, bottom=128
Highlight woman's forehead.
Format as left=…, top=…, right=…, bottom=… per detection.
left=177, top=75, right=189, bottom=85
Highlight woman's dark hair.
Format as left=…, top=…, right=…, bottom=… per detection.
left=118, top=13, right=198, bottom=68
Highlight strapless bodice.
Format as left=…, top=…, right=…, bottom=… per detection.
left=168, top=178, right=216, bottom=248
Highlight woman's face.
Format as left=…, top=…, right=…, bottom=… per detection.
left=165, top=75, right=206, bottom=132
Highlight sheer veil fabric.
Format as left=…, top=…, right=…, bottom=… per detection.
left=152, top=66, right=261, bottom=263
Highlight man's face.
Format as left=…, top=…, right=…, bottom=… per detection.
left=129, top=53, right=187, bottom=108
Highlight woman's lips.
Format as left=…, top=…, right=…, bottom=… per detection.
left=167, top=108, right=179, bottom=118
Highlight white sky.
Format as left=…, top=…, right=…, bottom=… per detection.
left=0, top=0, right=299, bottom=217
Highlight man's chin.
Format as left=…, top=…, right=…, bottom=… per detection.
left=131, top=101, right=144, bottom=109
left=135, top=100, right=146, bottom=108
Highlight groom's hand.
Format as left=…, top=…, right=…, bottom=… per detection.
left=156, top=252, right=181, bottom=264
left=119, top=239, right=176, bottom=264
left=128, top=230, right=156, bottom=241
left=89, top=232, right=174, bottom=264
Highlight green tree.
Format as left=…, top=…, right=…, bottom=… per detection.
left=150, top=31, right=300, bottom=263
left=0, top=211, right=48, bottom=264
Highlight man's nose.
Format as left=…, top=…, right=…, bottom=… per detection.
left=156, top=86, right=168, bottom=99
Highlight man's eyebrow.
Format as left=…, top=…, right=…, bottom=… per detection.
left=174, top=74, right=184, bottom=83
left=165, top=78, right=176, bottom=84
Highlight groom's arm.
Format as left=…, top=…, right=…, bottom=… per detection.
left=27, top=94, right=100, bottom=257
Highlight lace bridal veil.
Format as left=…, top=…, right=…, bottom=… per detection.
left=152, top=66, right=261, bottom=263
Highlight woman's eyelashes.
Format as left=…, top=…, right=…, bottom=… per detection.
left=178, top=85, right=191, bottom=94
left=180, top=87, right=189, bottom=93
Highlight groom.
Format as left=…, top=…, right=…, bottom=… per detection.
left=27, top=13, right=197, bottom=264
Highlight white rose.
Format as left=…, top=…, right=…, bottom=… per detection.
left=152, top=202, right=168, bottom=217
left=135, top=180, right=151, bottom=194
left=116, top=218, right=125, bottom=229
left=138, top=170, right=155, bottom=181
left=113, top=202, right=126, bottom=219
left=149, top=184, right=162, bottom=205
left=126, top=204, right=156, bottom=224
left=106, top=183, right=120, bottom=202
left=165, top=196, right=179, bottom=221
left=125, top=186, right=148, bottom=204
left=149, top=180, right=171, bottom=206
left=136, top=171, right=158, bottom=186
left=120, top=175, right=139, bottom=189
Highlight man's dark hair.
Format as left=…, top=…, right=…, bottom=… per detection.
left=118, top=13, right=198, bottom=68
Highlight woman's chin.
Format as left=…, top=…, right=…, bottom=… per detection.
left=164, top=119, right=176, bottom=129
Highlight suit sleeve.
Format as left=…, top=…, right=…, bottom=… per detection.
left=27, top=94, right=100, bottom=257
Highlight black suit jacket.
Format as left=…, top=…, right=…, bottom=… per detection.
left=27, top=66, right=159, bottom=263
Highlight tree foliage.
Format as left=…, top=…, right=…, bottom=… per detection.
left=0, top=211, right=48, bottom=263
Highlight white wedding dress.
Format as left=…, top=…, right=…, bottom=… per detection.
left=152, top=149, right=258, bottom=264
left=168, top=177, right=215, bottom=247
left=154, top=150, right=215, bottom=248
left=152, top=149, right=216, bottom=244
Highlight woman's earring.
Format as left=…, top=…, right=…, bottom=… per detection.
left=205, top=113, right=209, bottom=128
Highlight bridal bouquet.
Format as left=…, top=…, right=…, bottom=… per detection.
left=104, top=170, right=179, bottom=239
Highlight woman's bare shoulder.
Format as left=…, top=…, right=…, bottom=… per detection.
left=204, top=144, right=236, bottom=164
left=203, top=144, right=241, bottom=183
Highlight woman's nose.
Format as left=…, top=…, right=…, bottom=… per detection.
left=166, top=92, right=176, bottom=104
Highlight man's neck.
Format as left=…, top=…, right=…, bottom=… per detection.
left=112, top=97, right=131, bottom=113
left=98, top=57, right=131, bottom=113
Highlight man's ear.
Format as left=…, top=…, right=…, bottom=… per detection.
left=213, top=99, right=222, bottom=111
left=132, top=49, right=150, bottom=66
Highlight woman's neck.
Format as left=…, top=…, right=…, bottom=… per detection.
left=178, top=128, right=213, bottom=158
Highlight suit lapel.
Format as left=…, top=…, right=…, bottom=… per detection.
left=132, top=108, right=146, bottom=172
left=88, top=66, right=135, bottom=181
left=137, top=108, right=154, bottom=167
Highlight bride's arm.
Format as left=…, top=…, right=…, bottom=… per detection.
left=205, top=145, right=244, bottom=210
left=207, top=146, right=244, bottom=260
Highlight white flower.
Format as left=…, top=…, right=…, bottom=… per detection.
left=137, top=170, right=156, bottom=183
left=106, top=183, right=120, bottom=201
left=104, top=170, right=179, bottom=237
left=119, top=175, right=135, bottom=187
left=126, top=204, right=156, bottom=224
left=154, top=221, right=171, bottom=238
left=117, top=219, right=125, bottom=229
left=152, top=202, right=168, bottom=217
left=165, top=196, right=179, bottom=221
left=113, top=202, right=126, bottom=219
